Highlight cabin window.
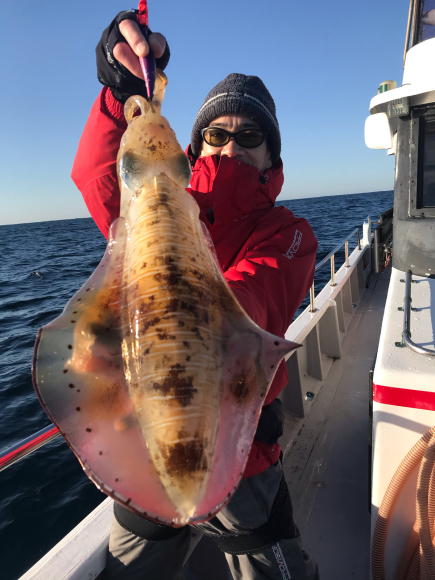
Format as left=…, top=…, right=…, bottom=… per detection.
left=419, top=0, right=435, bottom=43
left=408, top=106, right=435, bottom=217
left=419, top=117, right=435, bottom=207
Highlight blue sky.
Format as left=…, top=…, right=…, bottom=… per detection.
left=0, top=0, right=408, bottom=225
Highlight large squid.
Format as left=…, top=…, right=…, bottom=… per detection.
left=33, top=70, right=298, bottom=527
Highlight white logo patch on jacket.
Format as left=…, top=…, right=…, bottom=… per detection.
left=272, top=543, right=292, bottom=579
left=284, top=230, right=302, bottom=260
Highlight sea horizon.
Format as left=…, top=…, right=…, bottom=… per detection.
left=0, top=189, right=394, bottom=228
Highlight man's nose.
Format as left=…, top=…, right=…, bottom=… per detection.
left=221, top=137, right=244, bottom=157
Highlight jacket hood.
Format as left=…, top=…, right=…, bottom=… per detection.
left=185, top=147, right=284, bottom=226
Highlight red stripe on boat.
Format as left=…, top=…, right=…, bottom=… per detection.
left=373, top=384, right=435, bottom=410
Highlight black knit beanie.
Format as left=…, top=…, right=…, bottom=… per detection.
left=191, top=73, right=281, bottom=163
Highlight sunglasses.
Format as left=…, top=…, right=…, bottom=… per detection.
left=201, top=126, right=267, bottom=149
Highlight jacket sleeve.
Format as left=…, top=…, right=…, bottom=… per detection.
left=223, top=216, right=318, bottom=338
left=71, top=87, right=127, bottom=238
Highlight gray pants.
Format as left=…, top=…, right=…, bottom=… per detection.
left=102, top=463, right=319, bottom=580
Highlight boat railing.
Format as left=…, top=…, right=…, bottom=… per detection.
left=308, top=215, right=382, bottom=313
left=281, top=215, right=378, bottom=419
left=397, top=269, right=435, bottom=357
left=310, top=227, right=362, bottom=312
left=0, top=215, right=378, bottom=472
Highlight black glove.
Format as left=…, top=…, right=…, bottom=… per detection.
left=96, top=10, right=170, bottom=103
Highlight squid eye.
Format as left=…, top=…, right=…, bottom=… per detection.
left=119, top=150, right=145, bottom=190
left=172, top=152, right=192, bottom=187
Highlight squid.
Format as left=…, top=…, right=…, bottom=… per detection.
left=32, top=70, right=298, bottom=527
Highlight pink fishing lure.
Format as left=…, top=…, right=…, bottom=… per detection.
left=137, top=0, right=155, bottom=99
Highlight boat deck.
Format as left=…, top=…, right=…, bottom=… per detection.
left=282, top=264, right=391, bottom=579
left=183, top=264, right=391, bottom=580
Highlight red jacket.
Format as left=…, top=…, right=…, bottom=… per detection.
left=72, top=87, right=318, bottom=479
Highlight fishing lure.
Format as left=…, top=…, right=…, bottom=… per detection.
left=33, top=71, right=298, bottom=526
left=137, top=0, right=155, bottom=99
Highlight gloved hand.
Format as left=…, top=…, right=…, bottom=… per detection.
left=96, top=10, right=169, bottom=103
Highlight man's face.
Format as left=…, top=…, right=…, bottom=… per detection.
left=200, top=115, right=272, bottom=172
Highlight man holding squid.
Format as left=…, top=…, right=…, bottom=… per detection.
left=72, top=10, right=319, bottom=580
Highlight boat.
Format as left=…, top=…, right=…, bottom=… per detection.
left=366, top=1, right=435, bottom=578
left=1, top=1, right=435, bottom=578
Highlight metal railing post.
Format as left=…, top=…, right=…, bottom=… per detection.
left=403, top=271, right=412, bottom=340
left=330, top=254, right=335, bottom=286
left=363, top=218, right=371, bottom=246
left=411, top=0, right=419, bottom=48
left=356, top=230, right=361, bottom=251
left=310, top=283, right=315, bottom=312
left=404, top=0, right=414, bottom=66
left=345, top=241, right=349, bottom=267
left=398, top=270, right=435, bottom=357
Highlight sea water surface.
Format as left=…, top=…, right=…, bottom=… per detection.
left=0, top=190, right=393, bottom=579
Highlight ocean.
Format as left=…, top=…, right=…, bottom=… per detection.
left=0, top=190, right=393, bottom=579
